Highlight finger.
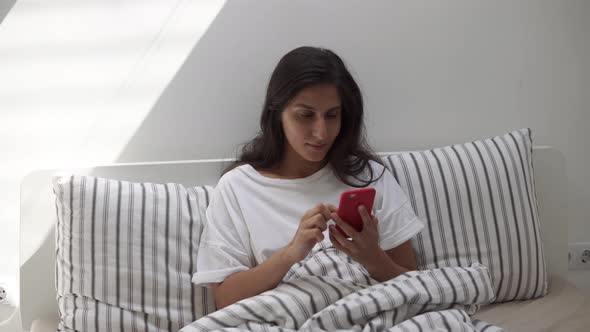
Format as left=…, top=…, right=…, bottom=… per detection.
left=329, top=228, right=350, bottom=255
left=358, top=205, right=373, bottom=230
left=372, top=214, right=379, bottom=227
left=330, top=233, right=350, bottom=255
left=307, top=228, right=324, bottom=243
left=306, top=214, right=328, bottom=231
left=330, top=226, right=354, bottom=253
left=327, top=204, right=338, bottom=213
left=330, top=212, right=357, bottom=238
left=301, top=204, right=324, bottom=222
left=367, top=209, right=379, bottom=229
left=329, top=225, right=349, bottom=243
left=320, top=204, right=333, bottom=222
left=301, top=213, right=328, bottom=231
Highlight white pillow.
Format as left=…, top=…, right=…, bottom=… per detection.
left=53, top=175, right=216, bottom=332
left=381, top=128, right=547, bottom=302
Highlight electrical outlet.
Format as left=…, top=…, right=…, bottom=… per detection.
left=568, top=242, right=590, bottom=270
left=0, top=285, right=6, bottom=303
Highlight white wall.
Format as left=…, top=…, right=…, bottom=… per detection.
left=567, top=0, right=590, bottom=289
left=118, top=0, right=590, bottom=289
left=0, top=0, right=225, bottom=308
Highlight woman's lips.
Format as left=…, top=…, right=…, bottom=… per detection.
left=307, top=143, right=327, bottom=151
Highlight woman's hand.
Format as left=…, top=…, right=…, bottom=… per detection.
left=329, top=205, right=389, bottom=273
left=284, top=203, right=337, bottom=263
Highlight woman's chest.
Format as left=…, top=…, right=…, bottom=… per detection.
left=238, top=188, right=341, bottom=263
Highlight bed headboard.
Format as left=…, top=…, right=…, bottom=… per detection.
left=18, top=147, right=568, bottom=330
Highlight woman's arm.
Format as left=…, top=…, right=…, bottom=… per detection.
left=211, top=246, right=297, bottom=309
left=364, top=240, right=417, bottom=282
left=212, top=203, right=335, bottom=309
left=328, top=203, right=419, bottom=283
left=385, top=240, right=417, bottom=270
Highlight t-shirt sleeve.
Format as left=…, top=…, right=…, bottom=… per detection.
left=372, top=164, right=424, bottom=251
left=192, top=176, right=254, bottom=287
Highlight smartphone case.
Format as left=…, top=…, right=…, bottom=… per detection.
left=336, top=187, right=376, bottom=233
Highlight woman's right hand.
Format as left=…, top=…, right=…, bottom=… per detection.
left=284, top=203, right=337, bottom=263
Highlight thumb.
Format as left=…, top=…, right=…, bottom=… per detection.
left=360, top=205, right=373, bottom=229
left=371, top=212, right=379, bottom=228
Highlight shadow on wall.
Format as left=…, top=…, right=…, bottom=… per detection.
left=115, top=0, right=394, bottom=164
left=116, top=1, right=276, bottom=164
left=0, top=0, right=16, bottom=24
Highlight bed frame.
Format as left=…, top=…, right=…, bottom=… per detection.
left=17, top=147, right=568, bottom=331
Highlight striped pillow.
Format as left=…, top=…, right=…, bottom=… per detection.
left=381, top=128, right=547, bottom=302
left=53, top=176, right=216, bottom=332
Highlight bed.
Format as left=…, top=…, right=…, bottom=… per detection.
left=18, top=144, right=590, bottom=332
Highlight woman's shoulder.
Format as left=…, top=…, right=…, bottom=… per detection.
left=364, top=159, right=390, bottom=179
left=366, top=159, right=386, bottom=171
left=215, top=163, right=251, bottom=189
left=341, top=158, right=390, bottom=187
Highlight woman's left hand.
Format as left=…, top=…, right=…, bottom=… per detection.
left=328, top=205, right=389, bottom=272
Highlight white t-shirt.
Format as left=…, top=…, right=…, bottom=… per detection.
left=192, top=160, right=424, bottom=286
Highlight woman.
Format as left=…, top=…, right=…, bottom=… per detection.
left=192, top=46, right=424, bottom=309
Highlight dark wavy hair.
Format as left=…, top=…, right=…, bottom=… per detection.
left=223, top=46, right=384, bottom=187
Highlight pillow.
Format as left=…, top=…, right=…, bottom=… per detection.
left=53, top=175, right=216, bottom=332
left=381, top=128, right=546, bottom=302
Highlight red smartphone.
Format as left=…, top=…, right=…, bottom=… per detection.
left=336, top=187, right=376, bottom=234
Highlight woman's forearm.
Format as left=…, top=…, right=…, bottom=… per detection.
left=364, top=250, right=410, bottom=282
left=213, top=247, right=297, bottom=309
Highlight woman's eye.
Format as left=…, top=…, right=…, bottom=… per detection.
left=298, top=112, right=314, bottom=118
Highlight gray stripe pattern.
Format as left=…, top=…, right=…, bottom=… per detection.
left=381, top=128, right=546, bottom=302
left=54, top=177, right=216, bottom=332
left=180, top=240, right=501, bottom=332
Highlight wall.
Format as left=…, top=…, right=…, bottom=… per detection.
left=0, top=0, right=16, bottom=24
left=118, top=0, right=590, bottom=289
left=0, top=0, right=225, bottom=307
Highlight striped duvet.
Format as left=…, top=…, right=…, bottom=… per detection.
left=180, top=240, right=504, bottom=332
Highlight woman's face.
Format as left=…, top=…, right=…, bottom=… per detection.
left=281, top=83, right=342, bottom=164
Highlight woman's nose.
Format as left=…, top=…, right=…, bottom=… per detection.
left=312, top=118, right=328, bottom=139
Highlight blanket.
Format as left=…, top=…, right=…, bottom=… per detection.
left=181, top=240, right=505, bottom=332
